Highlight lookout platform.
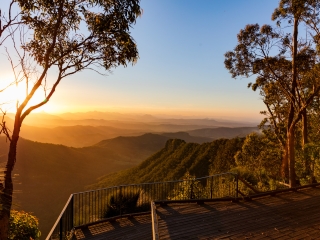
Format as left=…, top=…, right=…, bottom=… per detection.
left=74, top=186, right=320, bottom=239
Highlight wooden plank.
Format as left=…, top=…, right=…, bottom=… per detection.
left=76, top=214, right=152, bottom=240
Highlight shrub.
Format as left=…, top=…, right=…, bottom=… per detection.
left=9, top=210, right=41, bottom=240
left=169, top=173, right=206, bottom=200
left=103, top=189, right=150, bottom=218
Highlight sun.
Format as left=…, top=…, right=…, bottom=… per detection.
left=0, top=75, right=46, bottom=112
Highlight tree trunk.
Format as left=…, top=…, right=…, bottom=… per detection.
left=0, top=119, right=21, bottom=239
left=287, top=16, right=299, bottom=188
left=302, top=109, right=308, bottom=147
left=302, top=109, right=312, bottom=178
left=0, top=210, right=10, bottom=240
left=288, top=127, right=296, bottom=187
left=281, top=143, right=289, bottom=179
left=283, top=96, right=295, bottom=181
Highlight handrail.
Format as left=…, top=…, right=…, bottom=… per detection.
left=46, top=194, right=74, bottom=240
left=74, top=172, right=237, bottom=195
left=151, top=202, right=159, bottom=240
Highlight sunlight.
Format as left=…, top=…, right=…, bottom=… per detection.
left=0, top=75, right=47, bottom=112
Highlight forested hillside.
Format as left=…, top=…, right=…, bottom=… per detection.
left=87, top=137, right=245, bottom=189
left=0, top=134, right=169, bottom=237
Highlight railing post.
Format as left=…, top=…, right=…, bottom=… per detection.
left=210, top=176, right=213, bottom=199
left=59, top=217, right=63, bottom=240
left=119, top=186, right=122, bottom=216
left=235, top=173, right=238, bottom=199
left=190, top=181, right=194, bottom=199
left=71, top=194, right=74, bottom=230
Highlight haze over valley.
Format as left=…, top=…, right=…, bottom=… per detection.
left=4, top=112, right=259, bottom=147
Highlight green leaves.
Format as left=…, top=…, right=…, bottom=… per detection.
left=19, top=0, right=141, bottom=71
left=8, top=210, right=41, bottom=240
left=235, top=133, right=282, bottom=183
left=271, top=0, right=308, bottom=23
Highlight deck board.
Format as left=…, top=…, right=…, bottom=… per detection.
left=74, top=214, right=152, bottom=240
left=157, top=186, right=320, bottom=239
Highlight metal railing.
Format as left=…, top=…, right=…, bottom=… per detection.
left=46, top=172, right=237, bottom=240
left=46, top=194, right=74, bottom=240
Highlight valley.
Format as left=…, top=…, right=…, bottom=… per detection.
left=0, top=111, right=259, bottom=238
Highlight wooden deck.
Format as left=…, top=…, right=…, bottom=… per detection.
left=74, top=214, right=152, bottom=240
left=157, top=186, right=320, bottom=239
left=74, top=186, right=320, bottom=239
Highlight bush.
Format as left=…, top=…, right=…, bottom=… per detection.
left=103, top=189, right=150, bottom=218
left=9, top=210, right=41, bottom=240
left=169, top=173, right=206, bottom=200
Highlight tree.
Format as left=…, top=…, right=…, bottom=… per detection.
left=0, top=0, right=142, bottom=238
left=224, top=0, right=320, bottom=187
left=235, top=132, right=282, bottom=184
left=0, top=0, right=21, bottom=43
left=169, top=173, right=206, bottom=200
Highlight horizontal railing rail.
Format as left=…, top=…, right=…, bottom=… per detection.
left=151, top=201, right=159, bottom=240
left=46, top=194, right=74, bottom=240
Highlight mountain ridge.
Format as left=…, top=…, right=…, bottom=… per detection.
left=87, top=137, right=245, bottom=189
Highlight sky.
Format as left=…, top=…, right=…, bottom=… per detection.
left=0, top=0, right=281, bottom=121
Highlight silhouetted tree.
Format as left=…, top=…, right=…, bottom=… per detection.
left=0, top=0, right=141, bottom=238
left=0, top=0, right=21, bottom=44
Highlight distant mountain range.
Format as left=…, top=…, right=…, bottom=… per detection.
left=39, top=111, right=258, bottom=126
left=4, top=114, right=258, bottom=147
left=187, top=127, right=260, bottom=139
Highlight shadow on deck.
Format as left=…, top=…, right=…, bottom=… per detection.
left=74, top=214, right=152, bottom=240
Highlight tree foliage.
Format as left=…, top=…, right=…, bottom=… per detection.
left=234, top=132, right=282, bottom=185
left=169, top=173, right=206, bottom=200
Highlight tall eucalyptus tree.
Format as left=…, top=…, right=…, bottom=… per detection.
left=225, top=0, right=320, bottom=187
left=0, top=0, right=141, bottom=238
